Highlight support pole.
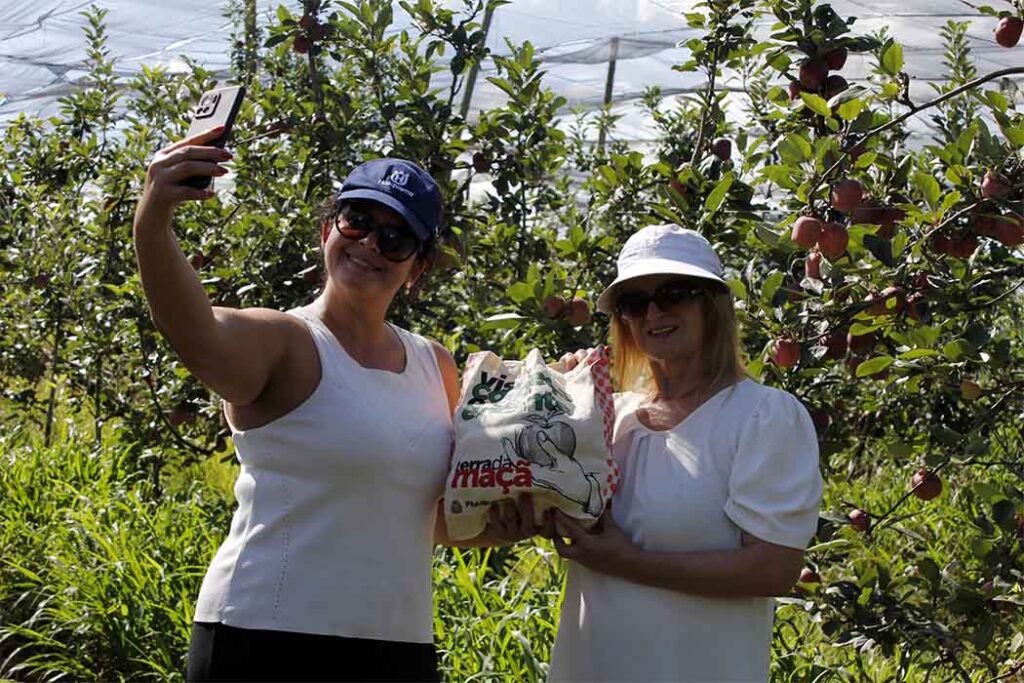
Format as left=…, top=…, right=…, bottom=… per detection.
left=459, top=4, right=497, bottom=120
left=597, top=36, right=619, bottom=151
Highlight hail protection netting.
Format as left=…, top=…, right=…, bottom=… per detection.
left=2, top=1, right=1022, bottom=144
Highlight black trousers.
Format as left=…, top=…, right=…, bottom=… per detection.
left=186, top=622, right=440, bottom=682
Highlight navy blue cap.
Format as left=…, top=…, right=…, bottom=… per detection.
left=336, top=158, right=443, bottom=242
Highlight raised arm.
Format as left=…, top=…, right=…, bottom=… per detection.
left=133, top=126, right=291, bottom=406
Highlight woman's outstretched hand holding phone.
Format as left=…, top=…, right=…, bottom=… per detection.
left=138, top=126, right=231, bottom=213
left=133, top=126, right=294, bottom=408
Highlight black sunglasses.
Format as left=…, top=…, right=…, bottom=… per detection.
left=335, top=204, right=421, bottom=263
left=614, top=280, right=706, bottom=320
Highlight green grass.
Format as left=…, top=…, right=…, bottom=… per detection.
left=1, top=418, right=1021, bottom=681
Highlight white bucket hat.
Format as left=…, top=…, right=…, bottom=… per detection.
left=596, top=224, right=726, bottom=314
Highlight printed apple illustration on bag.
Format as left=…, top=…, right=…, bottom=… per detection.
left=517, top=414, right=577, bottom=470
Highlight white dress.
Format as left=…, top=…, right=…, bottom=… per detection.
left=548, top=379, right=823, bottom=682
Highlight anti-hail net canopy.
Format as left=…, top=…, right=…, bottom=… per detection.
left=1, top=0, right=1022, bottom=142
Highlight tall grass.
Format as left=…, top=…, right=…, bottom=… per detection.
left=3, top=419, right=1020, bottom=681
left=0, top=424, right=230, bottom=682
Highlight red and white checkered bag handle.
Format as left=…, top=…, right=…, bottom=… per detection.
left=584, top=346, right=620, bottom=497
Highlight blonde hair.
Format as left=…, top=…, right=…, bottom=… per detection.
left=609, top=284, right=746, bottom=397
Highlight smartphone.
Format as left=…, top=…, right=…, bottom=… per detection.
left=183, top=84, right=245, bottom=189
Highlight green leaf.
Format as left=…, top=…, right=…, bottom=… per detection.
left=912, top=172, right=941, bottom=209
left=942, top=339, right=974, bottom=360
left=799, top=92, right=831, bottom=117
left=481, top=313, right=525, bottom=330
left=778, top=133, right=812, bottom=164
left=506, top=281, right=534, bottom=304
left=761, top=270, right=785, bottom=304
left=1000, top=124, right=1024, bottom=148
left=264, top=33, right=291, bottom=48
left=598, top=165, right=617, bottom=185
left=855, top=355, right=893, bottom=377
left=898, top=349, right=940, bottom=360
left=918, top=558, right=940, bottom=586
left=854, top=151, right=877, bottom=169
left=984, top=90, right=1009, bottom=113
left=836, top=98, right=864, bottom=122
left=881, top=41, right=904, bottom=75
left=704, top=173, right=734, bottom=214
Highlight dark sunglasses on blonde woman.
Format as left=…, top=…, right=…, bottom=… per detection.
left=614, top=279, right=706, bottom=320
left=335, top=203, right=422, bottom=262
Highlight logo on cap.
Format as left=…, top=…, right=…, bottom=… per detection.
left=388, top=169, right=409, bottom=187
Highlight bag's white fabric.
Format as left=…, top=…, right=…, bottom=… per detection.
left=444, top=347, right=616, bottom=540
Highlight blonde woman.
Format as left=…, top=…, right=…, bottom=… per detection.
left=548, top=224, right=823, bottom=682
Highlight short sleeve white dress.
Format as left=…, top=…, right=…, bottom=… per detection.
left=548, top=378, right=823, bottom=683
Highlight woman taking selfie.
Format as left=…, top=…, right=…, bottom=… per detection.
left=548, top=224, right=824, bottom=682
left=134, top=126, right=460, bottom=681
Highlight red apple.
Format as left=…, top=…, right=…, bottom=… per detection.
left=979, top=213, right=1024, bottom=246
left=820, top=328, right=848, bottom=360
left=824, top=47, right=848, bottom=70
left=825, top=74, right=848, bottom=99
left=167, top=403, right=194, bottom=427
left=847, top=330, right=876, bottom=355
left=543, top=295, right=566, bottom=319
left=995, top=16, right=1023, bottom=48
left=772, top=338, right=801, bottom=368
left=472, top=151, right=491, bottom=173
left=791, top=216, right=822, bottom=248
left=849, top=509, right=871, bottom=532
left=293, top=34, right=310, bottom=54
left=189, top=252, right=205, bottom=271
left=830, top=179, right=863, bottom=213
left=799, top=567, right=821, bottom=584
left=995, top=216, right=1024, bottom=247
left=805, top=250, right=822, bottom=280
left=787, top=81, right=806, bottom=101
left=950, top=234, right=978, bottom=259
left=847, top=142, right=866, bottom=163
left=981, top=171, right=1011, bottom=199
left=309, top=22, right=328, bottom=41
left=31, top=273, right=51, bottom=289
left=910, top=468, right=942, bottom=501
left=711, top=138, right=732, bottom=162
left=299, top=14, right=316, bottom=31
left=873, top=286, right=904, bottom=315
left=799, top=59, right=828, bottom=90
left=817, top=222, right=849, bottom=260
left=932, top=232, right=953, bottom=255
left=794, top=567, right=822, bottom=596
left=905, top=292, right=925, bottom=321
left=567, top=298, right=591, bottom=326
left=853, top=204, right=904, bottom=239
left=808, top=408, right=831, bottom=436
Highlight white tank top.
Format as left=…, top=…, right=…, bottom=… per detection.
left=194, top=309, right=453, bottom=643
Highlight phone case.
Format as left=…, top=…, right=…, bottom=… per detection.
left=183, top=85, right=245, bottom=189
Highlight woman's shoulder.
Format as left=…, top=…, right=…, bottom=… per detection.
left=722, top=377, right=804, bottom=414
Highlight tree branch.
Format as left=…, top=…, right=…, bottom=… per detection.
left=808, top=66, right=1024, bottom=203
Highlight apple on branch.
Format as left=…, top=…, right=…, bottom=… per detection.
left=848, top=508, right=871, bottom=532
left=791, top=216, right=822, bottom=248
left=994, top=16, right=1023, bottom=48
left=771, top=338, right=801, bottom=369
left=817, top=222, right=849, bottom=260
left=910, top=468, right=942, bottom=501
